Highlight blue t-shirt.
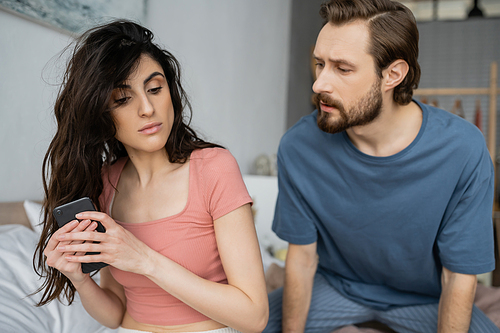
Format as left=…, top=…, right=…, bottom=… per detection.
left=272, top=100, right=495, bottom=310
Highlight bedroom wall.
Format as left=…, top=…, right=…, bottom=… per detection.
left=285, top=0, right=324, bottom=130
left=147, top=0, right=291, bottom=174
left=0, top=9, right=71, bottom=202
left=0, top=1, right=291, bottom=202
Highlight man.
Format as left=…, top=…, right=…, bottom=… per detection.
left=264, top=0, right=498, bottom=332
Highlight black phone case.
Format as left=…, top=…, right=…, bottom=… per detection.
left=53, top=197, right=108, bottom=274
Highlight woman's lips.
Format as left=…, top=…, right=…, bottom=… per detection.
left=139, top=122, right=162, bottom=134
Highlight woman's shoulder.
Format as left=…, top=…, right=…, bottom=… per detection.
left=101, top=157, right=128, bottom=186
left=191, top=147, right=241, bottom=176
left=191, top=147, right=235, bottom=165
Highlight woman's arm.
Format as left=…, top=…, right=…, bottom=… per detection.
left=72, top=267, right=126, bottom=329
left=60, top=204, right=269, bottom=333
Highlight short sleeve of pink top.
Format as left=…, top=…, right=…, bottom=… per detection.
left=98, top=148, right=252, bottom=326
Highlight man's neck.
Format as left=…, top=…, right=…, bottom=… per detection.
left=346, top=100, right=423, bottom=157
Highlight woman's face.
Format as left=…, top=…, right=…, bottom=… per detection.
left=109, top=54, right=174, bottom=156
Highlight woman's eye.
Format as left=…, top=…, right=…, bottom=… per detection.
left=149, top=86, right=162, bottom=94
left=114, top=97, right=130, bottom=105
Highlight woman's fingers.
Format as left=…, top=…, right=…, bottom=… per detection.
left=60, top=219, right=92, bottom=245
left=46, top=220, right=100, bottom=275
left=44, top=220, right=79, bottom=253
left=74, top=211, right=115, bottom=230
left=58, top=241, right=104, bottom=254
left=65, top=253, right=107, bottom=263
left=74, top=219, right=94, bottom=232
left=45, top=219, right=98, bottom=256
left=57, top=228, right=106, bottom=242
left=73, top=220, right=98, bottom=256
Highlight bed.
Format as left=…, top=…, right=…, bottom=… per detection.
left=0, top=194, right=499, bottom=333
left=0, top=201, right=117, bottom=333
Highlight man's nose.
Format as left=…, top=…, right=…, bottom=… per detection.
left=312, top=70, right=333, bottom=95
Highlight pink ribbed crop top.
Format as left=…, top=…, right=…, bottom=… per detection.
left=98, top=148, right=252, bottom=326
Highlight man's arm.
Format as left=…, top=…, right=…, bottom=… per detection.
left=438, top=266, right=478, bottom=333
left=282, top=242, right=318, bottom=333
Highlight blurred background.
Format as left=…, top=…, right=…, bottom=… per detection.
left=0, top=0, right=499, bottom=202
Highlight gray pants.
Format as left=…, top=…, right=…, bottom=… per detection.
left=263, top=273, right=499, bottom=333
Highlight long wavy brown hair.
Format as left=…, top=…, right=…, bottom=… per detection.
left=34, top=20, right=221, bottom=306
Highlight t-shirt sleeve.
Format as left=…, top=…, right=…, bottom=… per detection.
left=272, top=143, right=318, bottom=245
left=98, top=165, right=111, bottom=213
left=98, top=158, right=128, bottom=215
left=201, top=148, right=252, bottom=220
left=437, top=144, right=495, bottom=275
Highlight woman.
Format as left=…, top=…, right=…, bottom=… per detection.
left=34, top=20, right=268, bottom=333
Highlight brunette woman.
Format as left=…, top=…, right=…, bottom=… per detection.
left=34, top=20, right=268, bottom=333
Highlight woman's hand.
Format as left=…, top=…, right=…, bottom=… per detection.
left=55, top=212, right=154, bottom=275
left=44, top=219, right=98, bottom=283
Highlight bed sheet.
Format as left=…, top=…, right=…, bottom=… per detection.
left=0, top=224, right=116, bottom=333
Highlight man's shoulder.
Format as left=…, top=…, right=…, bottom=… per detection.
left=420, top=103, right=491, bottom=178
left=422, top=103, right=486, bottom=149
left=425, top=103, right=482, bottom=135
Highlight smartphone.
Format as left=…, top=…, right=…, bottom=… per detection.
left=53, top=197, right=108, bottom=273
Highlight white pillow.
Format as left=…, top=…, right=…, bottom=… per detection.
left=23, top=200, right=44, bottom=235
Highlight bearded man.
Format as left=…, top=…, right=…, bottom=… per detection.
left=263, top=0, right=498, bottom=332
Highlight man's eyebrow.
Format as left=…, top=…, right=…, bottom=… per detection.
left=313, top=55, right=355, bottom=67
left=115, top=72, right=165, bottom=89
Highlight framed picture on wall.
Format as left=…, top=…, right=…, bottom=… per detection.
left=0, top=0, right=147, bottom=35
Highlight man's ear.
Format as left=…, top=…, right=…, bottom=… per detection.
left=382, top=60, right=409, bottom=92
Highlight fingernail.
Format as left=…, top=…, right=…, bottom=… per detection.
left=75, top=213, right=82, bottom=218
left=58, top=234, right=66, bottom=240
left=58, top=245, right=66, bottom=250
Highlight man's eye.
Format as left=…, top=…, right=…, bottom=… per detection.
left=338, top=67, right=351, bottom=73
left=315, top=63, right=324, bottom=68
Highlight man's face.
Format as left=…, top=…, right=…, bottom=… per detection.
left=313, top=21, right=383, bottom=134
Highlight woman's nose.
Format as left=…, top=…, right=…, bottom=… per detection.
left=139, top=95, right=154, bottom=117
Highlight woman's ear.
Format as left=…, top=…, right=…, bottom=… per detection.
left=382, top=59, right=409, bottom=92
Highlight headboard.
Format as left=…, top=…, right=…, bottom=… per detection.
left=0, top=202, right=32, bottom=229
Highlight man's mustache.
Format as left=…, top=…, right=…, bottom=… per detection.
left=314, top=93, right=344, bottom=111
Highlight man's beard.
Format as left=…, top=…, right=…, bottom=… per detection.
left=315, top=78, right=383, bottom=134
